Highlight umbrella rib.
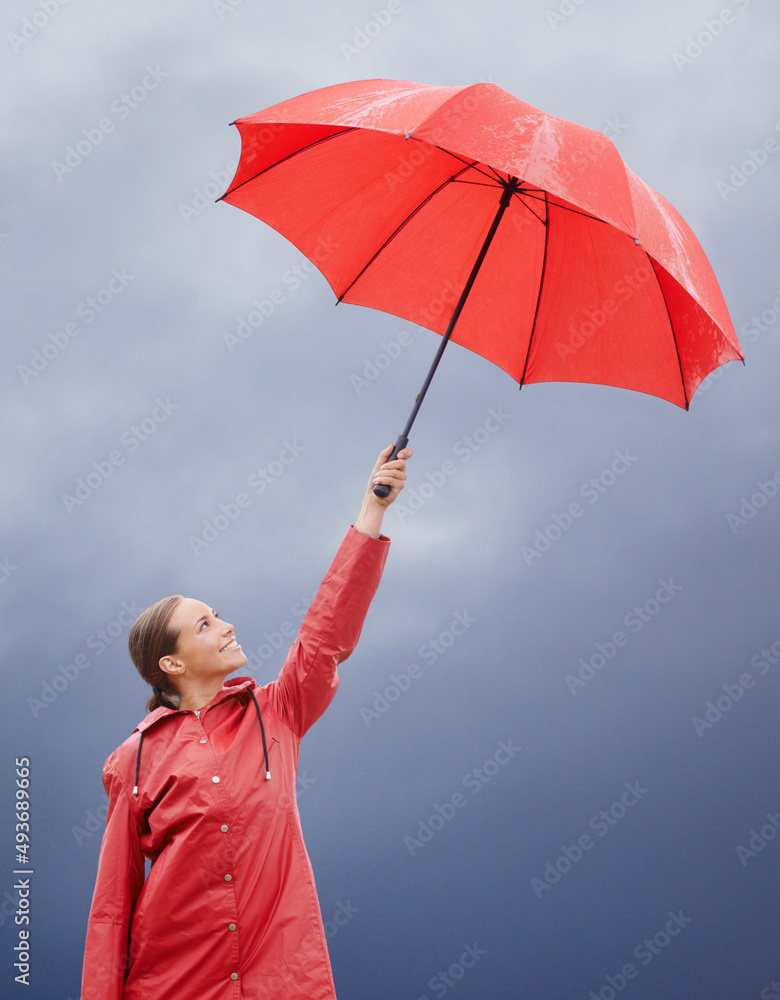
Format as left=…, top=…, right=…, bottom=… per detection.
left=336, top=162, right=479, bottom=303
left=451, top=179, right=510, bottom=188
left=519, top=191, right=550, bottom=388
left=218, top=127, right=358, bottom=200
left=511, top=190, right=546, bottom=226
left=433, top=148, right=506, bottom=186
left=646, top=254, right=690, bottom=410
left=524, top=191, right=608, bottom=227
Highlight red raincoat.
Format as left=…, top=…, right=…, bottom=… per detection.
left=81, top=527, right=389, bottom=1000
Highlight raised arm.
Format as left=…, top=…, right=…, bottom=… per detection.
left=266, top=445, right=412, bottom=735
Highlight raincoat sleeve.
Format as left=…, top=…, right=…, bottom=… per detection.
left=81, top=749, right=146, bottom=1000
left=269, top=525, right=390, bottom=736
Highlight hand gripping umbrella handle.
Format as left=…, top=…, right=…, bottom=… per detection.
left=372, top=434, right=409, bottom=498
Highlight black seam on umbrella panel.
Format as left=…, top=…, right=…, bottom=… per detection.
left=336, top=161, right=479, bottom=303
left=217, top=126, right=358, bottom=201
left=646, top=252, right=689, bottom=410
left=519, top=191, right=550, bottom=389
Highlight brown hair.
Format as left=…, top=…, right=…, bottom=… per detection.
left=128, top=596, right=184, bottom=712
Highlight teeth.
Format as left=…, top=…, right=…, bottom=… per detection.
left=221, top=639, right=237, bottom=652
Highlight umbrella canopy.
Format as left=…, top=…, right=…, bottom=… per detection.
left=220, top=78, right=742, bottom=412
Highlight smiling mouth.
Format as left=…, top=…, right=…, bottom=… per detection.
left=220, top=638, right=240, bottom=653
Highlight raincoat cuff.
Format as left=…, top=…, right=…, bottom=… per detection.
left=349, top=524, right=390, bottom=542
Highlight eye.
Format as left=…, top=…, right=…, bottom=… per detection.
left=200, top=611, right=219, bottom=632
left=200, top=611, right=219, bottom=631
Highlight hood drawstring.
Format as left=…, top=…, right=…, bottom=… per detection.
left=132, top=687, right=271, bottom=796
left=133, top=730, right=146, bottom=797
left=248, top=689, right=272, bottom=780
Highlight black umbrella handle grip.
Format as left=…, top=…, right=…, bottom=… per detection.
left=372, top=434, right=409, bottom=499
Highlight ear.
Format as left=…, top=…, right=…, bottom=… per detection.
left=159, top=655, right=185, bottom=678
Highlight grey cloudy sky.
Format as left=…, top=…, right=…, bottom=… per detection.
left=1, top=0, right=779, bottom=998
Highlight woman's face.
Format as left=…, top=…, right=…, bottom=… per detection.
left=161, top=599, right=248, bottom=684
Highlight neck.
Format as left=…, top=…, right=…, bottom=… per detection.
left=176, top=677, right=227, bottom=713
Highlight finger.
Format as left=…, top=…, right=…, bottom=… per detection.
left=380, top=453, right=411, bottom=470
left=372, top=472, right=406, bottom=487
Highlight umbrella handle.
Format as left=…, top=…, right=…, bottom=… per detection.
left=372, top=434, right=409, bottom=498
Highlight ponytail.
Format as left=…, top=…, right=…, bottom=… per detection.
left=128, top=596, right=183, bottom=713
left=146, top=685, right=180, bottom=714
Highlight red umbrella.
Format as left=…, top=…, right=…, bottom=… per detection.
left=220, top=79, right=743, bottom=494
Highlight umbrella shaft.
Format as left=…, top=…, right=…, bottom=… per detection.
left=372, top=176, right=518, bottom=498
left=401, top=175, right=519, bottom=440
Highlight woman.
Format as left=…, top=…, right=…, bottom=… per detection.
left=81, top=445, right=411, bottom=1000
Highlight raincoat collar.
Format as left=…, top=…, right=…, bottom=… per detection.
left=134, top=676, right=258, bottom=734
left=131, top=677, right=267, bottom=797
